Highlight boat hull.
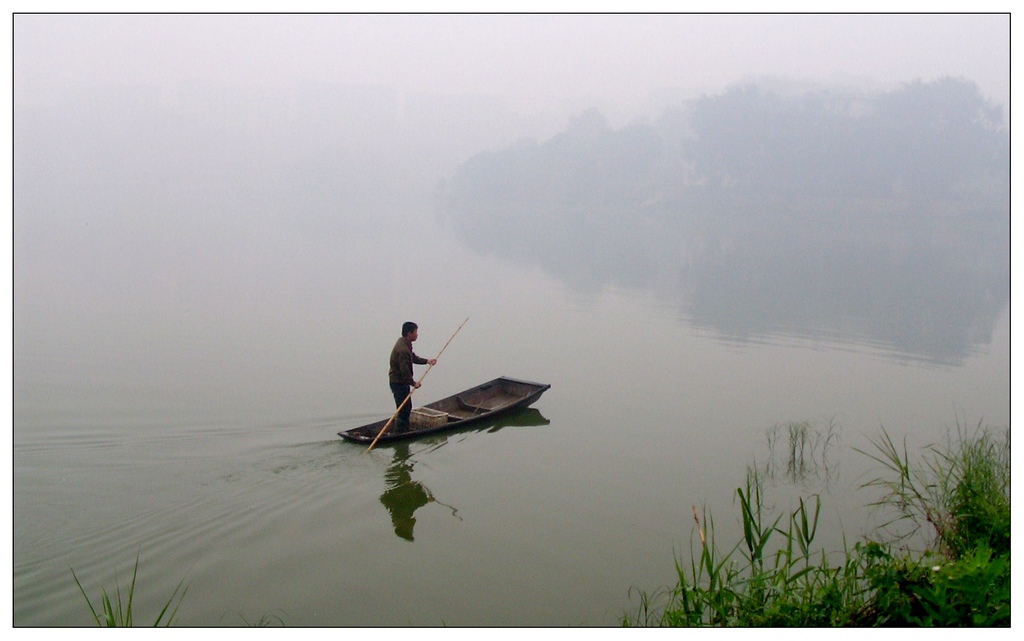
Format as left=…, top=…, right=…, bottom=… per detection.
left=338, top=377, right=551, bottom=444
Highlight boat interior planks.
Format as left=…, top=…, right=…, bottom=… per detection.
left=338, top=376, right=551, bottom=444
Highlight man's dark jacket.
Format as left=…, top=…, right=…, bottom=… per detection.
left=389, top=337, right=427, bottom=385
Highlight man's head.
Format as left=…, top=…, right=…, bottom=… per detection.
left=402, top=321, right=419, bottom=339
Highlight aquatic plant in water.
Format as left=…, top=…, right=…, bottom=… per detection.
left=761, top=419, right=840, bottom=486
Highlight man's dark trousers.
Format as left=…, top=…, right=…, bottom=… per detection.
left=390, top=383, right=412, bottom=432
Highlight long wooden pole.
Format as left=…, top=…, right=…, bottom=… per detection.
left=366, top=318, right=469, bottom=452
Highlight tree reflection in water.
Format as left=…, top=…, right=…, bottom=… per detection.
left=445, top=79, right=1009, bottom=365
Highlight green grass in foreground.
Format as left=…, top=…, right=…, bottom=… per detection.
left=72, top=554, right=187, bottom=627
left=625, top=422, right=1010, bottom=627
left=71, top=556, right=290, bottom=626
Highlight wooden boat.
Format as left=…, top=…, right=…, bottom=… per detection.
left=338, top=376, right=551, bottom=444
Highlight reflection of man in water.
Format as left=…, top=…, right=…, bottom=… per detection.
left=379, top=443, right=431, bottom=541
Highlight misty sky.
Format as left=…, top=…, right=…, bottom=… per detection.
left=5, top=20, right=1016, bottom=400
left=13, top=12, right=1010, bottom=119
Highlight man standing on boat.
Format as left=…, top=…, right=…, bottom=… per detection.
left=389, top=322, right=436, bottom=434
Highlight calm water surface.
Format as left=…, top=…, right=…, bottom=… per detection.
left=13, top=208, right=1009, bottom=625
left=12, top=18, right=1011, bottom=625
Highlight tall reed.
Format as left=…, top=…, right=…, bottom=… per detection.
left=856, top=421, right=1010, bottom=558
left=624, top=420, right=1011, bottom=627
left=626, top=464, right=864, bottom=627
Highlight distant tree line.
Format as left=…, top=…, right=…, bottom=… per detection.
left=447, top=76, right=1008, bottom=215
left=443, top=77, right=1008, bottom=362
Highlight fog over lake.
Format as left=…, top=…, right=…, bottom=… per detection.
left=12, top=13, right=1010, bottom=627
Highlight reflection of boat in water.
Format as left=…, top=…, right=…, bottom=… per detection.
left=338, top=377, right=551, bottom=445
left=377, top=410, right=551, bottom=541
left=474, top=407, right=550, bottom=431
